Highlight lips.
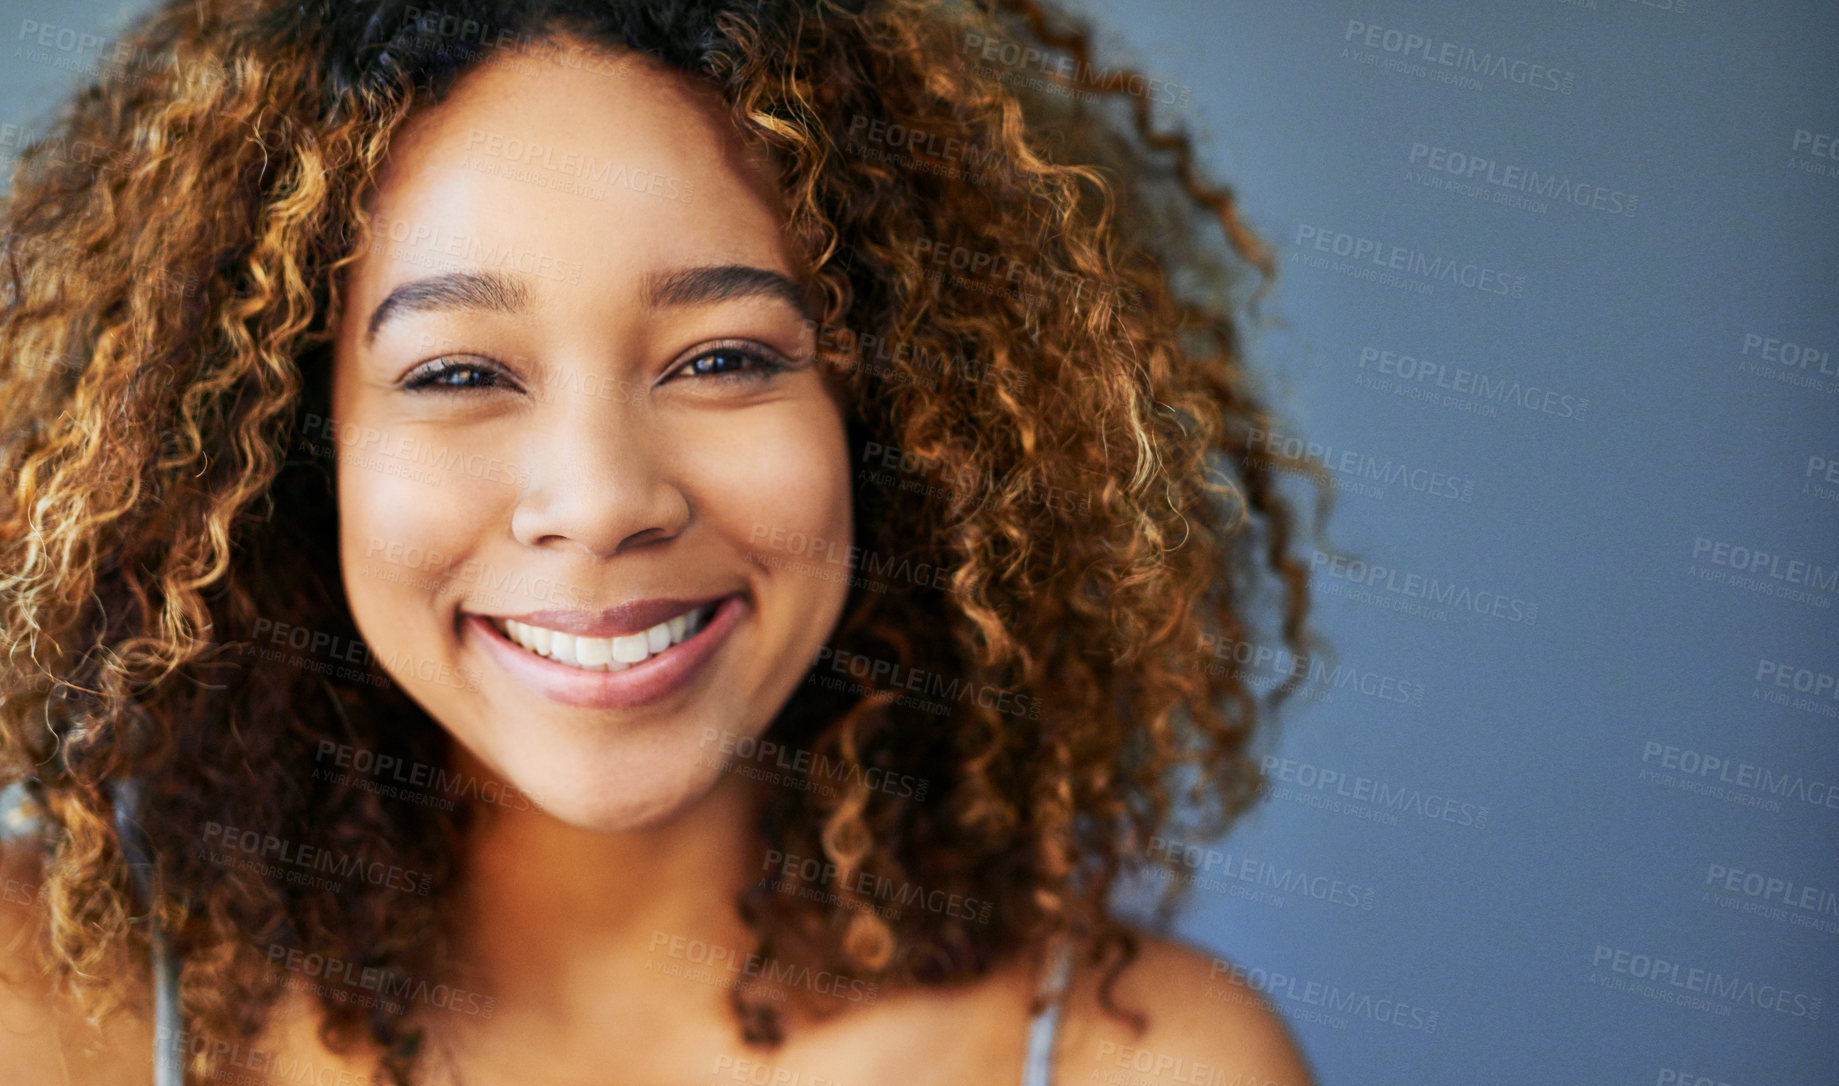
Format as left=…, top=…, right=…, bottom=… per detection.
left=462, top=593, right=747, bottom=710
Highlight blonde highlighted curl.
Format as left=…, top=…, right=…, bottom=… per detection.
left=0, top=0, right=1323, bottom=1080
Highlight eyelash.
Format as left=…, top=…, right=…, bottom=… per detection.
left=402, top=357, right=508, bottom=392
left=400, top=343, right=794, bottom=393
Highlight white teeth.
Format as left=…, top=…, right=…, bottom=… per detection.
left=494, top=603, right=715, bottom=671
left=612, top=632, right=649, bottom=663
left=575, top=636, right=612, bottom=668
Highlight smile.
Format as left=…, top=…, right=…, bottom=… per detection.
left=490, top=602, right=717, bottom=671
left=463, top=594, right=747, bottom=710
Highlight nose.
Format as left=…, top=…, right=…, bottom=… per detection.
left=509, top=399, right=690, bottom=557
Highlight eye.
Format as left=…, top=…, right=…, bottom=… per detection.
left=401, top=357, right=516, bottom=393
left=669, top=342, right=794, bottom=383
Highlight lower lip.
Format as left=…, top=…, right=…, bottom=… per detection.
left=463, top=595, right=747, bottom=709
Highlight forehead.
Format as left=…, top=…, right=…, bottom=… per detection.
left=342, top=38, right=791, bottom=321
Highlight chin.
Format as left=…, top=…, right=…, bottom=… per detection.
left=494, top=741, right=734, bottom=833
left=549, top=785, right=716, bottom=834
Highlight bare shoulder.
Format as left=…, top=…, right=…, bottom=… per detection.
left=0, top=834, right=53, bottom=998
left=0, top=837, right=153, bottom=1085
left=1056, top=930, right=1315, bottom=1086
left=0, top=837, right=64, bottom=1068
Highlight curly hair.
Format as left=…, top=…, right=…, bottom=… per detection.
left=0, top=0, right=1322, bottom=1079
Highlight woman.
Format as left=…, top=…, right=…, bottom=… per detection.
left=0, top=0, right=1320, bottom=1082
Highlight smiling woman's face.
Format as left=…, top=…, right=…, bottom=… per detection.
left=331, top=39, right=853, bottom=831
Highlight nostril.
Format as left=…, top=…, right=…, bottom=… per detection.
left=619, top=526, right=673, bottom=550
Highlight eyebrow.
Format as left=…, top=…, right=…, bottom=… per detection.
left=363, top=263, right=809, bottom=346
left=642, top=264, right=809, bottom=318
left=365, top=270, right=529, bottom=345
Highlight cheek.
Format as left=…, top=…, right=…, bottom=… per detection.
left=335, top=427, right=508, bottom=646
left=686, top=400, right=852, bottom=556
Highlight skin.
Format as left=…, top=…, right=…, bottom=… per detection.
left=0, top=37, right=1313, bottom=1086
left=332, top=41, right=852, bottom=836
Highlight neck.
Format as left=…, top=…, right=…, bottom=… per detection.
left=445, top=751, right=764, bottom=1016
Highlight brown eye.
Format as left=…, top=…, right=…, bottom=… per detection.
left=670, top=343, right=790, bottom=383
left=402, top=358, right=515, bottom=392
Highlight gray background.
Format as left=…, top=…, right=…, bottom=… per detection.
left=1067, top=3, right=1839, bottom=1084
left=3, top=1, right=1834, bottom=1083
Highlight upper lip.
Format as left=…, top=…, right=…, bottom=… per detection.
left=483, top=595, right=732, bottom=639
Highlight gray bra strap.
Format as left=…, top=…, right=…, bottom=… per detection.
left=1020, top=937, right=1074, bottom=1086
left=111, top=778, right=184, bottom=1086
left=150, top=923, right=183, bottom=1086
